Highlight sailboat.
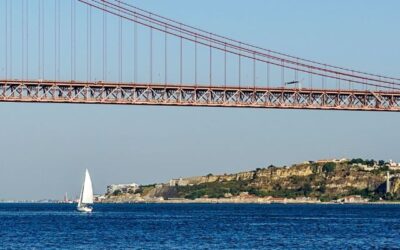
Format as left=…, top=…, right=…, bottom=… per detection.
left=77, top=169, right=94, bottom=213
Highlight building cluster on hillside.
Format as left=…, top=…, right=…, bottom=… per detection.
left=305, top=158, right=400, bottom=171
left=106, top=183, right=139, bottom=195
left=354, top=159, right=400, bottom=171
left=304, top=158, right=400, bottom=172
left=387, top=160, right=400, bottom=170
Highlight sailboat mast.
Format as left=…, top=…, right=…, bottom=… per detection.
left=78, top=177, right=85, bottom=206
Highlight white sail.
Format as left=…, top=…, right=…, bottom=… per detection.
left=80, top=169, right=94, bottom=204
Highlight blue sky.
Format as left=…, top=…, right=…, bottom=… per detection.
left=0, top=0, right=399, bottom=200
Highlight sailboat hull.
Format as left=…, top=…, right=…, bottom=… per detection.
left=77, top=206, right=93, bottom=213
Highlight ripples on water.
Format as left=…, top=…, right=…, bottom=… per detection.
left=0, top=203, right=399, bottom=249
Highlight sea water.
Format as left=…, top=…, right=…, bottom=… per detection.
left=0, top=203, right=399, bottom=249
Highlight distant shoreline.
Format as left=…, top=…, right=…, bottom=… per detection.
left=99, top=199, right=400, bottom=205
left=97, top=199, right=400, bottom=205
left=2, top=201, right=400, bottom=205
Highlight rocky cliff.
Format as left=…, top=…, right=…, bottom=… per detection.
left=105, top=159, right=400, bottom=202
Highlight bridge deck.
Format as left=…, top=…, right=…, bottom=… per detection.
left=1, top=80, right=400, bottom=111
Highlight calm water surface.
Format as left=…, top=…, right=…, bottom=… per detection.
left=0, top=203, right=399, bottom=249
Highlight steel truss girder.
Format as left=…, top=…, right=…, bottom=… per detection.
left=0, top=80, right=400, bottom=112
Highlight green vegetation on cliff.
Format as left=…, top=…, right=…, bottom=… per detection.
left=177, top=180, right=249, bottom=199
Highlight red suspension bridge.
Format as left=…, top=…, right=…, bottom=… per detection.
left=1, top=0, right=400, bottom=111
